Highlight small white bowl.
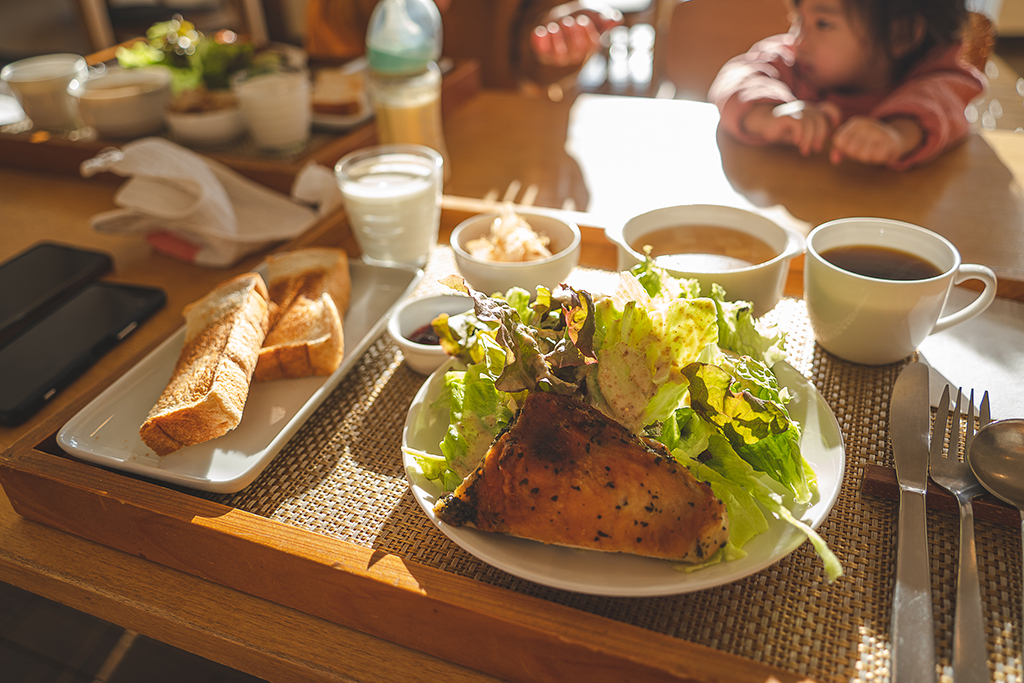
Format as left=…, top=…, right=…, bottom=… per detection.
left=73, top=66, right=172, bottom=138
left=451, top=211, right=581, bottom=295
left=606, top=205, right=804, bottom=316
left=166, top=105, right=245, bottom=147
left=388, top=294, right=474, bottom=375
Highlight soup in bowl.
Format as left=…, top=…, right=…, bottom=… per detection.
left=607, top=205, right=804, bottom=316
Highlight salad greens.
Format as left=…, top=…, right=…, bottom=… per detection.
left=115, top=17, right=273, bottom=93
left=416, top=262, right=842, bottom=582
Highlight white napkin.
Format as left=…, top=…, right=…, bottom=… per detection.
left=80, top=137, right=343, bottom=267
left=919, top=287, right=1024, bottom=421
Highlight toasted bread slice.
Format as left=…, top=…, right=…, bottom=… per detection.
left=311, top=66, right=366, bottom=116
left=255, top=248, right=351, bottom=381
left=140, top=272, right=270, bottom=456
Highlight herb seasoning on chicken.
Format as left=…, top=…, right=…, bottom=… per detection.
left=434, top=391, right=729, bottom=562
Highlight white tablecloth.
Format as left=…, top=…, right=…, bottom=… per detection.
left=920, top=288, right=1024, bottom=421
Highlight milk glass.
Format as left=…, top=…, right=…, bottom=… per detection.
left=335, top=144, right=443, bottom=268
left=233, top=68, right=311, bottom=153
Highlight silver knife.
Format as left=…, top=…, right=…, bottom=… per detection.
left=889, top=361, right=936, bottom=682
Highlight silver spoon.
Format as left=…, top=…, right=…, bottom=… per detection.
left=968, top=419, right=1024, bottom=634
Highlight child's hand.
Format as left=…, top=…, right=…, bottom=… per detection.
left=830, top=117, right=924, bottom=166
left=743, top=101, right=840, bottom=156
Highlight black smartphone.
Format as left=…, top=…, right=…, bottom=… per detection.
left=0, top=242, right=113, bottom=345
left=0, top=282, right=166, bottom=427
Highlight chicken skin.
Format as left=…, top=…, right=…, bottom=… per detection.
left=434, top=391, right=729, bottom=562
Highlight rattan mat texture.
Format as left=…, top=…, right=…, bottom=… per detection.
left=205, top=249, right=1022, bottom=683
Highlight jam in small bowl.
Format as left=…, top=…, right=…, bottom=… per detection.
left=387, top=294, right=473, bottom=375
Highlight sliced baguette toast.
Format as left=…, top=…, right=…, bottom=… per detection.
left=140, top=272, right=270, bottom=456
left=255, top=247, right=351, bottom=382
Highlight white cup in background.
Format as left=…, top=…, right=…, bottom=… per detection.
left=335, top=144, right=443, bottom=268
left=804, top=217, right=998, bottom=365
left=0, top=53, right=88, bottom=132
left=232, top=68, right=311, bottom=153
left=73, top=66, right=172, bottom=138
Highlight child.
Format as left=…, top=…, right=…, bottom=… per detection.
left=708, top=0, right=986, bottom=170
left=304, top=0, right=621, bottom=89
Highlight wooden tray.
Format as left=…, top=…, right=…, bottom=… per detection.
left=0, top=207, right=807, bottom=683
left=0, top=60, right=481, bottom=195
left=1, top=437, right=802, bottom=683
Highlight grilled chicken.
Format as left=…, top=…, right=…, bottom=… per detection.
left=434, top=391, right=729, bottom=562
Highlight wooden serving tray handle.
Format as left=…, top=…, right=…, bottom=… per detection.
left=861, top=464, right=1021, bottom=527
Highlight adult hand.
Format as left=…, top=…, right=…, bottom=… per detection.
left=830, top=116, right=923, bottom=166
left=744, top=100, right=840, bottom=156
left=530, top=2, right=623, bottom=67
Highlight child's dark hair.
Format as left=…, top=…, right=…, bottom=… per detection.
left=794, top=0, right=968, bottom=78
left=859, top=0, right=967, bottom=76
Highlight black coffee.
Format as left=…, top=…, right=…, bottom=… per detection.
left=820, top=245, right=944, bottom=280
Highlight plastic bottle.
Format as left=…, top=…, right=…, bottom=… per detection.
left=366, top=0, right=450, bottom=181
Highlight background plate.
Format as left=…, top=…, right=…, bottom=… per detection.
left=403, top=359, right=845, bottom=597
left=58, top=261, right=421, bottom=493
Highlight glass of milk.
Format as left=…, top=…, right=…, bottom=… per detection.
left=233, top=67, right=311, bottom=153
left=335, top=144, right=443, bottom=268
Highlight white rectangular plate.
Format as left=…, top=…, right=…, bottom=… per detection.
left=58, top=261, right=421, bottom=493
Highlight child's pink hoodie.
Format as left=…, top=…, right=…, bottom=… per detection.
left=709, top=34, right=986, bottom=169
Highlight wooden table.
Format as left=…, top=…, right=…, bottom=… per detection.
left=442, top=91, right=1024, bottom=301
left=4, top=87, right=1024, bottom=683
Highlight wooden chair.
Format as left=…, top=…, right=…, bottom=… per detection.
left=655, top=0, right=790, bottom=101
left=962, top=11, right=996, bottom=71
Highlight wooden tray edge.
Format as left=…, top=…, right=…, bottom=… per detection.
left=0, top=445, right=807, bottom=683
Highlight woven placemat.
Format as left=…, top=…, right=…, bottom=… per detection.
left=207, top=249, right=1022, bottom=683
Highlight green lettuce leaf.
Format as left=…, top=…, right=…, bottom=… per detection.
left=431, top=364, right=515, bottom=490
left=629, top=256, right=702, bottom=301
left=707, top=288, right=786, bottom=366
left=629, top=258, right=785, bottom=366
left=682, top=362, right=811, bottom=503
left=662, top=408, right=842, bottom=582
left=662, top=410, right=769, bottom=551
left=585, top=295, right=719, bottom=431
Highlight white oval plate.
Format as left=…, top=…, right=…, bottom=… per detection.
left=58, top=261, right=421, bottom=493
left=403, top=359, right=844, bottom=597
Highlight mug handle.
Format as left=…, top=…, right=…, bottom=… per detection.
left=931, top=264, right=998, bottom=335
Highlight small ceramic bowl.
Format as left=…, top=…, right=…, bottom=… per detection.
left=73, top=66, right=172, bottom=138
left=166, top=105, right=245, bottom=147
left=451, top=211, right=581, bottom=295
left=606, top=204, right=805, bottom=316
left=165, top=88, right=245, bottom=147
left=388, top=294, right=474, bottom=375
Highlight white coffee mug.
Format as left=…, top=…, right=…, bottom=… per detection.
left=0, top=53, right=88, bottom=131
left=804, top=218, right=997, bottom=365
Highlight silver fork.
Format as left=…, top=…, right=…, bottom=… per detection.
left=929, top=385, right=992, bottom=683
